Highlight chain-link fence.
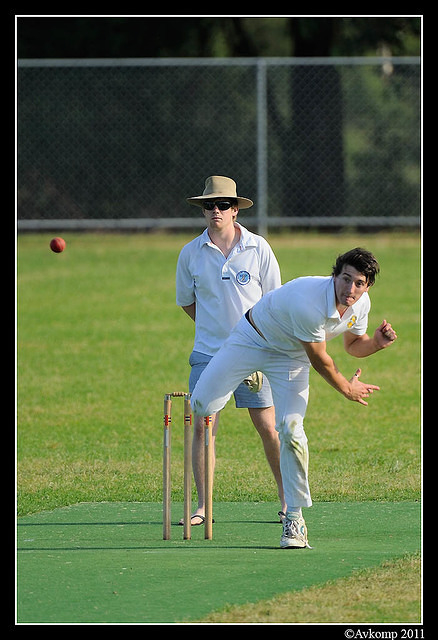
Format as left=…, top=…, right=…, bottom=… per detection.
left=17, top=57, right=421, bottom=233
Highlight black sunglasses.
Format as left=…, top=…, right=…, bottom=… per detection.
left=202, top=201, right=235, bottom=211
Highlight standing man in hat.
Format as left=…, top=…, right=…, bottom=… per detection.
left=176, top=176, right=286, bottom=526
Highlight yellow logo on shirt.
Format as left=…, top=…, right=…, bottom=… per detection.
left=347, top=315, right=357, bottom=329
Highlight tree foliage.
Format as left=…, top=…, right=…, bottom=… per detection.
left=17, top=17, right=421, bottom=223
left=17, top=16, right=421, bottom=59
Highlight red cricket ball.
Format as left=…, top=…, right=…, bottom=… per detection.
left=50, top=237, right=66, bottom=253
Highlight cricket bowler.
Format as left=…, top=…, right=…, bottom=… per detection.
left=191, top=247, right=398, bottom=548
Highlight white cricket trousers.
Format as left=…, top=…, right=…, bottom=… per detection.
left=191, top=314, right=313, bottom=510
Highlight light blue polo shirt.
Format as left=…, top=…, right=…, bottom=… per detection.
left=176, top=223, right=281, bottom=356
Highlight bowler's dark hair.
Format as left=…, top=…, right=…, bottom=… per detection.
left=332, top=248, right=380, bottom=286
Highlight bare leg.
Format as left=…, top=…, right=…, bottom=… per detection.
left=189, top=412, right=219, bottom=523
left=181, top=404, right=285, bottom=524
left=248, top=406, right=286, bottom=513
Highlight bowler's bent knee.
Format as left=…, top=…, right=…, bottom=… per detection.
left=191, top=385, right=232, bottom=417
left=277, top=416, right=308, bottom=450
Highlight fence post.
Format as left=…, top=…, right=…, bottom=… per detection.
left=256, top=58, right=268, bottom=237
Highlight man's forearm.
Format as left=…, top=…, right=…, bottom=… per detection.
left=301, top=340, right=380, bottom=406
left=345, top=321, right=397, bottom=356
left=310, top=355, right=351, bottom=398
left=302, top=342, right=352, bottom=398
left=345, top=334, right=381, bottom=358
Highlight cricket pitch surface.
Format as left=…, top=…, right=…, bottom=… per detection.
left=17, top=500, right=421, bottom=624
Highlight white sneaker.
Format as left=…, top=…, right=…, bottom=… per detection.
left=280, top=516, right=312, bottom=549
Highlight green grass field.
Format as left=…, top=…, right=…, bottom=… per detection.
left=17, top=231, right=421, bottom=624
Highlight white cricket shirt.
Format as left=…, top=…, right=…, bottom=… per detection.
left=251, top=275, right=370, bottom=358
left=176, top=223, right=281, bottom=355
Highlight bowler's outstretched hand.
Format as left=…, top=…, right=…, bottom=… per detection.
left=349, top=368, right=380, bottom=406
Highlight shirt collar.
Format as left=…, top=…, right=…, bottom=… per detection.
left=201, top=222, right=257, bottom=251
left=235, top=222, right=258, bottom=249
left=200, top=227, right=211, bottom=245
left=327, top=278, right=339, bottom=319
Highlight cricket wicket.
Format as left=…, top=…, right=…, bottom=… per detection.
left=163, top=392, right=213, bottom=540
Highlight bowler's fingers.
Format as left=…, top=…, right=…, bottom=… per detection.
left=381, top=319, right=397, bottom=340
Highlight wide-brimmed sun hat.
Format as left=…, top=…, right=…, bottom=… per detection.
left=186, top=176, right=253, bottom=209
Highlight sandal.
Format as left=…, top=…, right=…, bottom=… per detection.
left=178, top=514, right=215, bottom=526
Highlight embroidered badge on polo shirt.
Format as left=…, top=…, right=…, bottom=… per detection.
left=236, top=270, right=251, bottom=285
